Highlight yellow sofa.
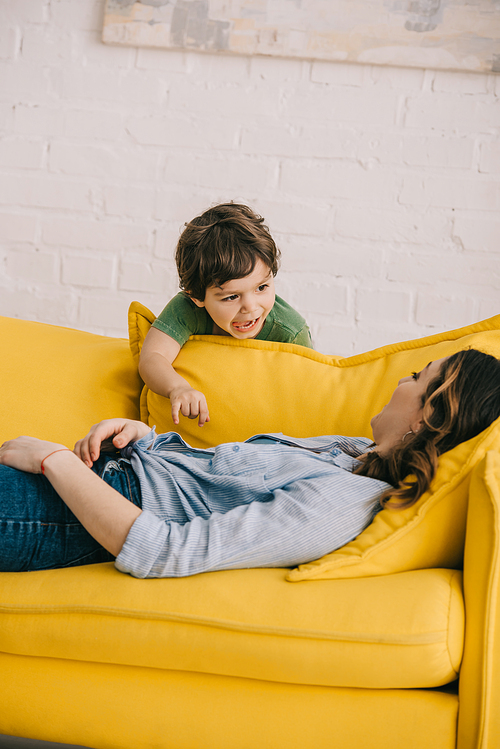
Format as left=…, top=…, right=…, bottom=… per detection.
left=1, top=307, right=500, bottom=749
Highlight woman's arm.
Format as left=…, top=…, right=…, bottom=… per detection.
left=0, top=424, right=146, bottom=556
left=42, top=448, right=141, bottom=556
left=116, top=472, right=387, bottom=578
left=139, top=327, right=209, bottom=426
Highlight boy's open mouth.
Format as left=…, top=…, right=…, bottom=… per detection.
left=232, top=318, right=260, bottom=332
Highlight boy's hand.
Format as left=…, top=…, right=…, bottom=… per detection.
left=169, top=386, right=210, bottom=427
left=139, top=329, right=210, bottom=426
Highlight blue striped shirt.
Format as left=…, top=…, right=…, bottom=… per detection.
left=115, top=430, right=392, bottom=578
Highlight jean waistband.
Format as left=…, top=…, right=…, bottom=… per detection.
left=92, top=453, right=142, bottom=509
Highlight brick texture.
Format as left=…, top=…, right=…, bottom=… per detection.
left=0, top=0, right=498, bottom=355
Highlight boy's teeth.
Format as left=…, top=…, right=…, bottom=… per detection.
left=235, top=319, right=256, bottom=329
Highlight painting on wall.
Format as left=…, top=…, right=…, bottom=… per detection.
left=102, top=0, right=500, bottom=74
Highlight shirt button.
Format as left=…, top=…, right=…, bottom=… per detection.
left=233, top=445, right=240, bottom=452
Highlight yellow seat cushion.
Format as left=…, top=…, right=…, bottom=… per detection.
left=0, top=653, right=459, bottom=749
left=0, top=316, right=141, bottom=447
left=0, top=563, right=463, bottom=690
left=129, top=303, right=500, bottom=580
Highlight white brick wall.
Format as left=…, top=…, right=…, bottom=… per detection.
left=0, top=0, right=498, bottom=353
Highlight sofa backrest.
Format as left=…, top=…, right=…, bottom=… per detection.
left=3, top=309, right=500, bottom=581
left=130, top=303, right=500, bottom=579
left=0, top=316, right=141, bottom=447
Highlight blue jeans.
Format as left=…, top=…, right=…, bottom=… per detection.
left=0, top=453, right=142, bottom=572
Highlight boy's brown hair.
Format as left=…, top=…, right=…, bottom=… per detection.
left=175, top=203, right=281, bottom=301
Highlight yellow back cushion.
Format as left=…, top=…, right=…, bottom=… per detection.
left=0, top=316, right=141, bottom=448
left=129, top=303, right=500, bottom=580
left=289, top=416, right=500, bottom=580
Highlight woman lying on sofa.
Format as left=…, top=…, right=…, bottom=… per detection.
left=1, top=349, right=499, bottom=578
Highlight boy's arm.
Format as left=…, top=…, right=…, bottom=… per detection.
left=139, top=327, right=210, bottom=427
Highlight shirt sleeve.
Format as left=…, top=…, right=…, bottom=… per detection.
left=114, top=472, right=385, bottom=578
left=258, top=296, right=313, bottom=349
left=151, top=293, right=211, bottom=347
left=291, top=325, right=314, bottom=348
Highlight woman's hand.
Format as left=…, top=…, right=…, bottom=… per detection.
left=0, top=436, right=68, bottom=474
left=74, top=418, right=152, bottom=467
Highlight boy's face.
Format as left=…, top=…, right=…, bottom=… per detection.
left=191, top=258, right=275, bottom=339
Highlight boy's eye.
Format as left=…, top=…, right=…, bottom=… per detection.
left=257, top=284, right=269, bottom=292
left=411, top=371, right=418, bottom=381
left=221, top=294, right=238, bottom=302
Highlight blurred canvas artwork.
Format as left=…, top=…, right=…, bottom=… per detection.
left=102, top=0, right=500, bottom=74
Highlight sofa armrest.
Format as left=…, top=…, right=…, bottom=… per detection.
left=458, top=451, right=500, bottom=749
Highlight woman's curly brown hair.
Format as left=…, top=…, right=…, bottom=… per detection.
left=355, top=349, right=500, bottom=509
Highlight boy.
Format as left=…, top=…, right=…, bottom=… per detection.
left=139, top=203, right=312, bottom=426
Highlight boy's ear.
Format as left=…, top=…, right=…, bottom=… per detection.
left=190, top=296, right=205, bottom=309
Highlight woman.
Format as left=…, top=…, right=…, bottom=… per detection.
left=1, top=349, right=499, bottom=578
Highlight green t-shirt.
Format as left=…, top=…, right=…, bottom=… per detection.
left=152, top=292, right=313, bottom=348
